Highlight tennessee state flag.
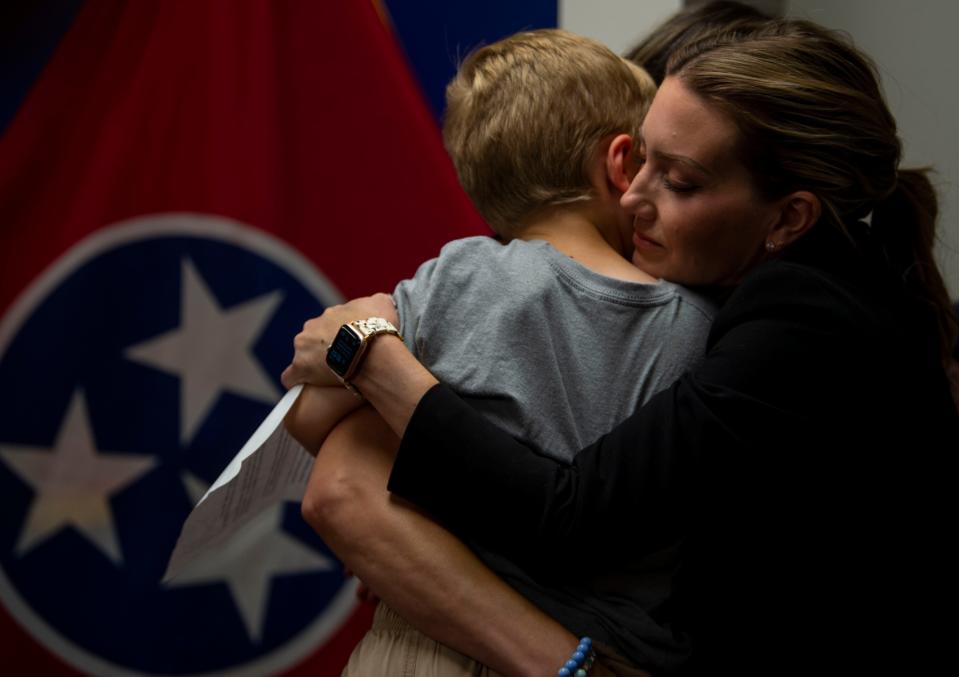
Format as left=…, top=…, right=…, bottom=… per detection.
left=0, top=1, right=488, bottom=674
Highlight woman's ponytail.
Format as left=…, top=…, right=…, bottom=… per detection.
left=871, top=168, right=958, bottom=368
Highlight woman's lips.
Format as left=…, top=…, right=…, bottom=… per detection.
left=633, top=232, right=663, bottom=251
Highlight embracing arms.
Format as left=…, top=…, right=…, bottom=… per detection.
left=281, top=293, right=703, bottom=566
left=283, top=264, right=886, bottom=560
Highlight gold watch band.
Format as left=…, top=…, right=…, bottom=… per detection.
left=338, top=317, right=402, bottom=396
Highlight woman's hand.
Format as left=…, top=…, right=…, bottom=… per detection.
left=281, top=293, right=398, bottom=389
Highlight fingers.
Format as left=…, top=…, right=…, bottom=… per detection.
left=293, top=327, right=323, bottom=353
left=283, top=293, right=396, bottom=389
left=282, top=320, right=331, bottom=388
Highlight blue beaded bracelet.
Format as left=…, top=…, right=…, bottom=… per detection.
left=557, top=637, right=595, bottom=676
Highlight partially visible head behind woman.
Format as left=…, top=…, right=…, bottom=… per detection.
left=666, top=18, right=957, bottom=366
left=626, top=0, right=771, bottom=84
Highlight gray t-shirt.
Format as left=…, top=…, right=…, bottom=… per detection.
left=394, top=236, right=715, bottom=460
left=393, top=236, right=716, bottom=665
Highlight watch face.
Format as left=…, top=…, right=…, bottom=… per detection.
left=325, top=326, right=362, bottom=377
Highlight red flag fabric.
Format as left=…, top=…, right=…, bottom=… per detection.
left=0, top=1, right=488, bottom=674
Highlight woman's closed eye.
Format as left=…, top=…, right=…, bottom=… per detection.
left=662, top=175, right=699, bottom=193
left=638, top=144, right=700, bottom=194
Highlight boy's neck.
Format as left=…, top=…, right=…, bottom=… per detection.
left=518, top=210, right=657, bottom=284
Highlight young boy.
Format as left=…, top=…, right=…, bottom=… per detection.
left=287, top=29, right=715, bottom=673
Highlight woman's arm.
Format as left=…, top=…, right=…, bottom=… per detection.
left=284, top=384, right=364, bottom=454
left=304, top=405, right=582, bottom=676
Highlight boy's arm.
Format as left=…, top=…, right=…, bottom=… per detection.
left=284, top=384, right=364, bottom=455
left=303, top=406, right=582, bottom=677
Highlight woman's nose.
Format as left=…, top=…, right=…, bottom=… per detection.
left=621, top=180, right=656, bottom=222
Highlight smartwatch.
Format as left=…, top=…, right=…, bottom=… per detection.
left=325, top=317, right=402, bottom=395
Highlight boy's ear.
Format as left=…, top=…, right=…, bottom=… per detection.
left=605, top=134, right=635, bottom=194
left=769, top=190, right=821, bottom=248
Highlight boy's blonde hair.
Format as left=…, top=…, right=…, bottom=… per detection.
left=443, top=29, right=656, bottom=236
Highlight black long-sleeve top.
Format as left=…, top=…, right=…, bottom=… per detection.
left=388, top=223, right=958, bottom=675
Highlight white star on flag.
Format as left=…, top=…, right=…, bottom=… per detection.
left=164, top=503, right=334, bottom=643
left=0, top=390, right=157, bottom=565
left=125, top=258, right=283, bottom=445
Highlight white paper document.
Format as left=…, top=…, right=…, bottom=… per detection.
left=164, top=384, right=312, bottom=582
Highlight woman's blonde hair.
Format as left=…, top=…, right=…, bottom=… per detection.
left=668, top=19, right=957, bottom=366
left=443, top=29, right=656, bottom=236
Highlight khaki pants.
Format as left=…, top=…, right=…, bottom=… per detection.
left=342, top=603, right=505, bottom=677
left=343, top=603, right=652, bottom=677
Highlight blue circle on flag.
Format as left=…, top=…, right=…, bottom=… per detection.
left=0, top=216, right=355, bottom=674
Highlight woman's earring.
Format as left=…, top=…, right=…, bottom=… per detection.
left=765, top=240, right=778, bottom=252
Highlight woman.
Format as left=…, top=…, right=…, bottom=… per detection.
left=285, top=18, right=958, bottom=675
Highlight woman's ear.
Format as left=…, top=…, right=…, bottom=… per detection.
left=770, top=191, right=821, bottom=247
left=605, top=134, right=635, bottom=194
